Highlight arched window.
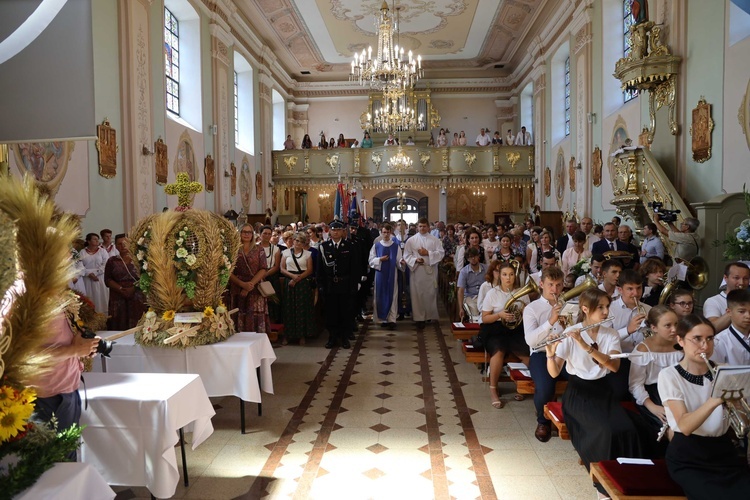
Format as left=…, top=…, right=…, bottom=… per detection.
left=164, top=0, right=201, bottom=130
left=233, top=52, right=254, bottom=154
left=164, top=7, right=179, bottom=115
left=623, top=1, right=638, bottom=102
left=564, top=56, right=571, bottom=136
left=234, top=71, right=239, bottom=143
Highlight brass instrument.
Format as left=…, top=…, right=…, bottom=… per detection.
left=557, top=274, right=598, bottom=307
left=603, top=250, right=634, bottom=264
left=700, top=353, right=750, bottom=437
left=675, top=256, right=709, bottom=290
left=658, top=274, right=678, bottom=305
left=533, top=316, right=615, bottom=351
left=502, top=277, right=541, bottom=329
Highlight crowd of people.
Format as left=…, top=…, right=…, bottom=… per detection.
left=441, top=214, right=750, bottom=499
left=67, top=212, right=750, bottom=498
left=283, top=126, right=533, bottom=150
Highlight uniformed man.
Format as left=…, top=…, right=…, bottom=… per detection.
left=317, top=220, right=362, bottom=348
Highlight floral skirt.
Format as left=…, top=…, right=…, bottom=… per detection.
left=282, top=276, right=315, bottom=339
left=231, top=289, right=269, bottom=334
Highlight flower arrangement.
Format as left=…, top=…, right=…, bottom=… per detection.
left=0, top=175, right=85, bottom=496
left=135, top=225, right=153, bottom=294
left=570, top=257, right=592, bottom=278
left=128, top=208, right=240, bottom=348
left=715, top=185, right=750, bottom=261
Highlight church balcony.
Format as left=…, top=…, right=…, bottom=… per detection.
left=272, top=145, right=535, bottom=190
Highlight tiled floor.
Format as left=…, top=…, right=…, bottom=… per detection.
left=115, top=315, right=598, bottom=499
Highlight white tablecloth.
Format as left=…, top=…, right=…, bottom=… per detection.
left=79, top=373, right=215, bottom=499
left=95, top=332, right=276, bottom=402
left=16, top=462, right=115, bottom=500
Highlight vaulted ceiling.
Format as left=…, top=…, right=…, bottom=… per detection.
left=234, top=0, right=563, bottom=83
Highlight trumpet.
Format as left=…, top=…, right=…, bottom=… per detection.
left=700, top=353, right=750, bottom=437
left=532, top=316, right=615, bottom=351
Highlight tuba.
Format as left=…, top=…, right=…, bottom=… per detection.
left=658, top=274, right=679, bottom=305
left=558, top=274, right=599, bottom=307
left=679, top=256, right=709, bottom=290
left=502, top=278, right=541, bottom=328
left=700, top=353, right=750, bottom=437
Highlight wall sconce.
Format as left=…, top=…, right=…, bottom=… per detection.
left=587, top=112, right=597, bottom=124
left=575, top=162, right=583, bottom=170
left=142, top=145, right=154, bottom=156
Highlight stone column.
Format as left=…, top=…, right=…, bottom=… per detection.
left=258, top=69, right=274, bottom=213
left=571, top=1, right=593, bottom=214
left=531, top=62, right=546, bottom=210
left=118, top=0, right=154, bottom=227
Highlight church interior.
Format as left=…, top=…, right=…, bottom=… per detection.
left=2, top=0, right=750, bottom=498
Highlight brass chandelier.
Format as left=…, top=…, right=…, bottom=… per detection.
left=350, top=1, right=423, bottom=92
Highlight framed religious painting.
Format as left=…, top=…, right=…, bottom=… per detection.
left=272, top=187, right=278, bottom=211
left=544, top=167, right=551, bottom=197
left=154, top=138, right=168, bottom=185
left=95, top=119, right=117, bottom=178
left=689, top=97, right=714, bottom=163
left=592, top=146, right=602, bottom=187
left=569, top=156, right=576, bottom=192
left=204, top=154, right=215, bottom=192
left=12, top=141, right=74, bottom=196
left=255, top=171, right=263, bottom=200
left=555, top=150, right=565, bottom=205
left=230, top=162, right=237, bottom=197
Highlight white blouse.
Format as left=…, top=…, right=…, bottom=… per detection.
left=282, top=248, right=310, bottom=272
left=658, top=365, right=728, bottom=437
left=556, top=323, right=621, bottom=380
left=482, top=287, right=529, bottom=314
left=629, top=343, right=683, bottom=405
left=476, top=281, right=493, bottom=319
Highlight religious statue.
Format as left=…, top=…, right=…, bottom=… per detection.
left=690, top=97, right=714, bottom=163
left=544, top=167, right=551, bottom=197
left=255, top=171, right=263, bottom=200
left=230, top=162, right=237, bottom=196
left=272, top=187, right=278, bottom=211
left=569, top=156, right=576, bottom=192
left=630, top=0, right=648, bottom=25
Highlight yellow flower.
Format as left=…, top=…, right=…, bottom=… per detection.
left=0, top=386, right=14, bottom=408
left=203, top=306, right=215, bottom=318
left=0, top=407, right=29, bottom=442
left=162, top=310, right=175, bottom=322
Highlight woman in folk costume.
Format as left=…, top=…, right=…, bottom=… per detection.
left=229, top=223, right=269, bottom=334
left=369, top=223, right=404, bottom=329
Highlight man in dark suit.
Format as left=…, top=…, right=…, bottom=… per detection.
left=555, top=219, right=578, bottom=255
left=317, top=220, right=362, bottom=349
left=591, top=222, right=639, bottom=269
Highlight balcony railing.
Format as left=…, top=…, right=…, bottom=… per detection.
left=272, top=145, right=535, bottom=189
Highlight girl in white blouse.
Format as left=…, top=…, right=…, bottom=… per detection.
left=481, top=262, right=529, bottom=409
left=629, top=306, right=682, bottom=436
left=546, top=288, right=652, bottom=497
left=658, top=315, right=750, bottom=499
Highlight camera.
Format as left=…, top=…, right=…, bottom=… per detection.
left=81, top=327, right=114, bottom=357
left=648, top=201, right=680, bottom=223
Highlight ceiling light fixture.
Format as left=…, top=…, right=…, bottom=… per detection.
left=350, top=1, right=422, bottom=92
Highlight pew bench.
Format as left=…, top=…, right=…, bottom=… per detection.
left=590, top=460, right=686, bottom=500
left=543, top=402, right=570, bottom=440
left=451, top=322, right=479, bottom=340
left=511, top=370, right=567, bottom=396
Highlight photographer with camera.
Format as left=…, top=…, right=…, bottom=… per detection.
left=31, top=310, right=101, bottom=437
left=652, top=206, right=700, bottom=263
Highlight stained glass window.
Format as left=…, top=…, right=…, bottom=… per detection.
left=564, top=57, right=571, bottom=137
left=623, top=1, right=638, bottom=102
left=165, top=7, right=180, bottom=115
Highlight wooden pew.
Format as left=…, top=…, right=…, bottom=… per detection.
left=451, top=322, right=479, bottom=340
left=590, top=461, right=686, bottom=500
left=543, top=402, right=570, bottom=439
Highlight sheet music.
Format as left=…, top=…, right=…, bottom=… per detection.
left=712, top=365, right=750, bottom=399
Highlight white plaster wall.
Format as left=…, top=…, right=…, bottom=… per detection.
left=306, top=98, right=369, bottom=144
left=431, top=96, right=499, bottom=141
left=723, top=21, right=750, bottom=192
left=165, top=119, right=206, bottom=210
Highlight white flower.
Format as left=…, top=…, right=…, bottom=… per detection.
left=137, top=251, right=144, bottom=261
left=216, top=305, right=227, bottom=314
left=176, top=238, right=184, bottom=246
left=176, top=248, right=188, bottom=258
left=183, top=226, right=188, bottom=231
left=142, top=262, right=148, bottom=270
left=185, top=254, right=197, bottom=266
left=137, top=237, right=144, bottom=245
left=179, top=231, right=186, bottom=238
left=223, top=246, right=227, bottom=252
left=145, top=310, right=156, bottom=319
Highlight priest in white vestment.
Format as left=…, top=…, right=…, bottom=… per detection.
left=369, top=224, right=404, bottom=329
left=403, top=218, right=445, bottom=328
